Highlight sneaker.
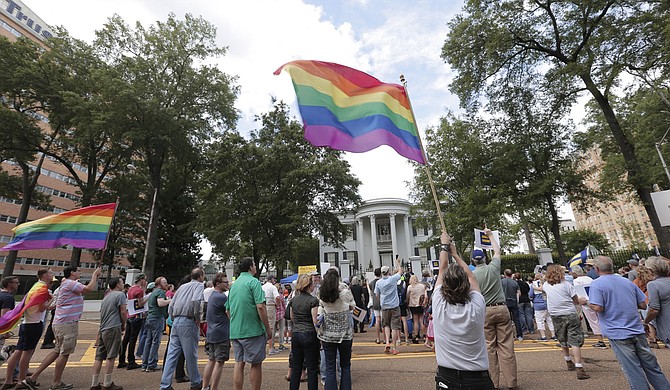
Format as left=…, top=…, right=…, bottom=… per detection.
left=90, top=385, right=102, bottom=390
left=391, top=348, right=400, bottom=355
left=146, top=366, right=161, bottom=372
left=551, top=337, right=558, bottom=341
left=517, top=337, right=523, bottom=342
left=566, top=360, right=576, bottom=371
left=278, top=345, right=288, bottom=351
left=102, top=383, right=122, bottom=390
left=21, top=379, right=39, bottom=390
left=117, top=362, right=127, bottom=369
left=175, top=377, right=190, bottom=384
left=49, top=383, right=74, bottom=390
left=592, top=341, right=607, bottom=349
left=268, top=349, right=279, bottom=355
left=126, top=363, right=141, bottom=370
left=189, top=383, right=202, bottom=390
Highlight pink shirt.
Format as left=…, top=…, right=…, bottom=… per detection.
left=54, top=279, right=86, bottom=324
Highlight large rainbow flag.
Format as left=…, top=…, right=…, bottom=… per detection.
left=0, top=203, right=116, bottom=252
left=274, top=60, right=426, bottom=164
left=0, top=281, right=50, bottom=334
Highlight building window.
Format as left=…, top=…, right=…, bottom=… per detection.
left=423, top=227, right=428, bottom=236
left=426, top=247, right=431, bottom=261
left=414, top=247, right=419, bottom=256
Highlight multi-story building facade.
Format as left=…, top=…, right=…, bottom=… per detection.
left=319, top=198, right=437, bottom=277
left=0, top=0, right=129, bottom=289
left=572, top=147, right=657, bottom=250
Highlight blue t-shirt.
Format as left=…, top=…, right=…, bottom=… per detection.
left=206, top=291, right=230, bottom=344
left=529, top=282, right=547, bottom=311
left=375, top=273, right=401, bottom=309
left=588, top=274, right=645, bottom=339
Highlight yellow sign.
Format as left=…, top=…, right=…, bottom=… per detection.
left=298, top=265, right=317, bottom=274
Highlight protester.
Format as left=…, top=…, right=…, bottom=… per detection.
left=1, top=270, right=53, bottom=390
left=501, top=269, right=523, bottom=341
left=397, top=271, right=411, bottom=345
left=159, top=268, right=205, bottom=390
left=202, top=272, right=230, bottom=390
left=367, top=269, right=383, bottom=344
left=515, top=272, right=534, bottom=335
left=590, top=255, right=670, bottom=389
left=262, top=275, right=281, bottom=355
left=433, top=232, right=494, bottom=389
left=406, top=274, right=427, bottom=343
left=226, top=258, right=271, bottom=390
left=118, top=273, right=147, bottom=370
left=529, top=273, right=555, bottom=341
left=374, top=258, right=403, bottom=355
left=90, top=277, right=127, bottom=390
left=289, top=274, right=320, bottom=390
left=318, top=268, right=354, bottom=390
left=634, top=264, right=659, bottom=347
left=349, top=277, right=368, bottom=334
left=471, top=228, right=517, bottom=390
left=543, top=264, right=590, bottom=380
left=275, top=283, right=288, bottom=351
left=645, top=256, right=670, bottom=346
left=142, top=277, right=171, bottom=372
left=24, top=266, right=101, bottom=390
left=571, top=267, right=607, bottom=349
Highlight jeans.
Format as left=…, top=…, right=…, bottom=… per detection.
left=609, top=335, right=670, bottom=390
left=436, top=366, right=495, bottom=390
left=517, top=302, right=534, bottom=333
left=320, top=348, right=339, bottom=381
left=322, top=339, right=352, bottom=390
left=507, top=304, right=523, bottom=338
left=289, top=332, right=320, bottom=390
left=160, top=317, right=201, bottom=390
left=120, top=317, right=144, bottom=365
left=142, top=317, right=165, bottom=369
left=136, top=322, right=148, bottom=357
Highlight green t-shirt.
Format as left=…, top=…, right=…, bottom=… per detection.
left=147, top=288, right=168, bottom=319
left=472, top=256, right=506, bottom=306
left=225, top=272, right=266, bottom=339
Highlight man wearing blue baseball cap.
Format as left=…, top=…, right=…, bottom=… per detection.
left=471, top=228, right=517, bottom=390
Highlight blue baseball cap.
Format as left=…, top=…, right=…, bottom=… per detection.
left=471, top=249, right=486, bottom=261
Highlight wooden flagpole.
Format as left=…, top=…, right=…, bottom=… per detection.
left=97, top=198, right=120, bottom=267
left=400, top=74, right=447, bottom=234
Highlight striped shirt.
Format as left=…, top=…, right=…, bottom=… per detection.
left=168, top=280, right=204, bottom=320
left=53, top=278, right=85, bottom=324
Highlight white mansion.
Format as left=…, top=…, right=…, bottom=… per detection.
left=318, top=198, right=437, bottom=277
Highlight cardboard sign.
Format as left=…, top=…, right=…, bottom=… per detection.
left=298, top=265, right=317, bottom=275
left=474, top=229, right=500, bottom=249
left=127, top=298, right=148, bottom=316
left=352, top=306, right=367, bottom=323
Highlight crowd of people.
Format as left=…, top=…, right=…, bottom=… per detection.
left=1, top=230, right=670, bottom=390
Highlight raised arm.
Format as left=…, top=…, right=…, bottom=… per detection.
left=484, top=228, right=500, bottom=258
left=440, top=231, right=480, bottom=292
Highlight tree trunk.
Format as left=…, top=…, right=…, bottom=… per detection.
left=547, top=194, right=566, bottom=262
left=524, top=221, right=536, bottom=254
left=580, top=73, right=670, bottom=250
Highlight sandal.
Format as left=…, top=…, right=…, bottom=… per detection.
left=391, top=348, right=400, bottom=355
left=384, top=346, right=391, bottom=354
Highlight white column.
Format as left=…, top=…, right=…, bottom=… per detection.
left=403, top=214, right=412, bottom=261
left=389, top=213, right=398, bottom=260
left=356, top=218, right=364, bottom=272
left=370, top=215, right=379, bottom=269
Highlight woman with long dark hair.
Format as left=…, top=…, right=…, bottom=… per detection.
left=289, top=274, right=320, bottom=389
left=318, top=268, right=354, bottom=390
left=433, top=232, right=494, bottom=389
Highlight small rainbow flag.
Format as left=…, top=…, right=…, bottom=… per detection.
left=0, top=203, right=116, bottom=252
left=274, top=60, right=426, bottom=164
left=0, top=281, right=50, bottom=334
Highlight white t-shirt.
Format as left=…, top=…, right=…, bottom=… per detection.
left=262, top=282, right=279, bottom=305
left=203, top=287, right=215, bottom=303
left=433, top=289, right=488, bottom=371
left=542, top=281, right=577, bottom=316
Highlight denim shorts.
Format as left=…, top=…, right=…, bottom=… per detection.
left=232, top=334, right=266, bottom=364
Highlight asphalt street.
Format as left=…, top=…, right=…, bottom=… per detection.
left=2, top=319, right=669, bottom=389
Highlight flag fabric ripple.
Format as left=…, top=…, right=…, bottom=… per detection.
left=274, top=60, right=426, bottom=164
left=0, top=281, right=50, bottom=334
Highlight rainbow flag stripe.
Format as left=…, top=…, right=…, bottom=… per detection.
left=0, top=281, right=50, bottom=334
left=0, top=203, right=116, bottom=251
left=274, top=60, right=426, bottom=164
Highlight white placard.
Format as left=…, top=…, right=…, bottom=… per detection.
left=474, top=229, right=500, bottom=249
left=651, top=190, right=670, bottom=227
left=127, top=298, right=148, bottom=316
left=351, top=306, right=367, bottom=323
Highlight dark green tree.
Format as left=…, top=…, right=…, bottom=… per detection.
left=443, top=1, right=670, bottom=250
left=94, top=14, right=239, bottom=279
left=197, top=102, right=361, bottom=275
left=561, top=229, right=611, bottom=254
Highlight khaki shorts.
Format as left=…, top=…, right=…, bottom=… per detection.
left=381, top=307, right=402, bottom=330
left=96, top=327, right=122, bottom=360
left=53, top=322, right=79, bottom=356
left=551, top=313, right=584, bottom=348
left=267, top=305, right=277, bottom=334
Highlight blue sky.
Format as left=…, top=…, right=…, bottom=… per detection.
left=24, top=0, right=465, bottom=201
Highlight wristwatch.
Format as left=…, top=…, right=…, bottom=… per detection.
left=440, top=244, right=450, bottom=252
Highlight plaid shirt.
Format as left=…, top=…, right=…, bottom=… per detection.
left=276, top=295, right=286, bottom=321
